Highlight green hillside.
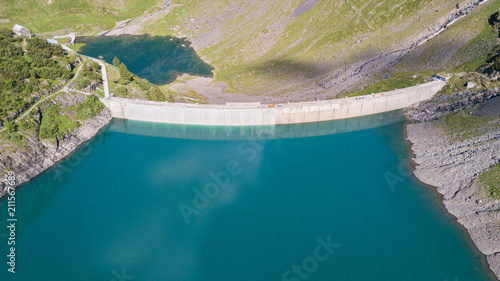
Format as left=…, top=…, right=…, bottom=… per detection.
left=0, top=0, right=163, bottom=34
left=396, top=0, right=500, bottom=72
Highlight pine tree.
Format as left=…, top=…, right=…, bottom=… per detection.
left=119, top=63, right=132, bottom=82
left=113, top=57, right=120, bottom=67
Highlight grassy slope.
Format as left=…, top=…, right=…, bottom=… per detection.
left=143, top=0, right=474, bottom=97
left=439, top=112, right=500, bottom=141
left=396, top=0, right=500, bottom=72
left=0, top=0, right=162, bottom=35
left=348, top=0, right=500, bottom=97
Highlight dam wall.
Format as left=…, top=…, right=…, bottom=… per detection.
left=102, top=80, right=445, bottom=126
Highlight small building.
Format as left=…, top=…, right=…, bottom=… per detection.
left=12, top=24, right=31, bottom=38
left=46, top=38, right=58, bottom=45
left=432, top=74, right=451, bottom=81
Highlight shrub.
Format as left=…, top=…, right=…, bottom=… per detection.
left=39, top=105, right=80, bottom=140
left=76, top=79, right=91, bottom=89
left=114, top=86, right=128, bottom=96
left=118, top=78, right=130, bottom=85
left=72, top=95, right=104, bottom=120
left=4, top=121, right=16, bottom=133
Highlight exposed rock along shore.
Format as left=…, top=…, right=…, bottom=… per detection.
left=406, top=91, right=500, bottom=280
left=0, top=106, right=111, bottom=198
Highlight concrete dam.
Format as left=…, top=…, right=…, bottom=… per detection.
left=101, top=80, right=446, bottom=126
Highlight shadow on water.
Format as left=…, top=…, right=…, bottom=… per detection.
left=77, top=34, right=214, bottom=85
left=107, top=110, right=407, bottom=141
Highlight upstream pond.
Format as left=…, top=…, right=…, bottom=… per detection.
left=0, top=111, right=497, bottom=281
left=78, top=34, right=214, bottom=85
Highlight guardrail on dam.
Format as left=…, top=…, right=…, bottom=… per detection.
left=101, top=80, right=446, bottom=126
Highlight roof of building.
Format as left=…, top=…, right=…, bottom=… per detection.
left=13, top=24, right=26, bottom=32
left=432, top=74, right=451, bottom=81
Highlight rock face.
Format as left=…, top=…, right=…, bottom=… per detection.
left=406, top=93, right=500, bottom=279
left=0, top=107, right=111, bottom=198
left=407, top=89, right=500, bottom=122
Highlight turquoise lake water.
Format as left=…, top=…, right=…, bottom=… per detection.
left=0, top=112, right=497, bottom=281
left=78, top=35, right=214, bottom=85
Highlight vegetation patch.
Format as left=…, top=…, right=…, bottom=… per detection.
left=66, top=43, right=86, bottom=53
left=76, top=61, right=102, bottom=90
left=479, top=163, right=500, bottom=200
left=437, top=73, right=500, bottom=96
left=39, top=105, right=80, bottom=140
left=438, top=111, right=500, bottom=141
left=343, top=71, right=432, bottom=97
left=66, top=95, right=104, bottom=121
left=181, top=90, right=207, bottom=104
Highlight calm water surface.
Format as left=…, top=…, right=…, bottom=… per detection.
left=0, top=112, right=496, bottom=281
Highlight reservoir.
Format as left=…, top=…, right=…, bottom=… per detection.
left=0, top=112, right=497, bottom=280
left=77, top=34, right=214, bottom=85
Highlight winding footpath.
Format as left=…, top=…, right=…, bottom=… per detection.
left=0, top=62, right=84, bottom=133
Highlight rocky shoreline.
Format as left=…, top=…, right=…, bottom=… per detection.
left=0, top=107, right=111, bottom=198
left=406, top=91, right=500, bottom=279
